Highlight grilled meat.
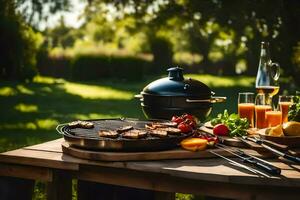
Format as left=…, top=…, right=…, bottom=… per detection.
left=68, top=120, right=94, bottom=129
left=157, top=127, right=182, bottom=135
left=122, top=129, right=148, bottom=139
left=98, top=130, right=119, bottom=138
left=145, top=122, right=177, bottom=130
left=80, top=121, right=94, bottom=129
left=159, top=121, right=178, bottom=127
left=68, top=120, right=81, bottom=128
left=149, top=129, right=168, bottom=138
left=116, top=126, right=133, bottom=133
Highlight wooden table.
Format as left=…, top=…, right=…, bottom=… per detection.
left=0, top=138, right=299, bottom=200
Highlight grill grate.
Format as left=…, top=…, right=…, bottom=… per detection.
left=62, top=118, right=188, bottom=141
left=57, top=118, right=193, bottom=151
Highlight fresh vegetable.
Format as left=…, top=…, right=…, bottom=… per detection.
left=213, top=124, right=230, bottom=136
left=171, top=116, right=184, bottom=124
left=180, top=138, right=207, bottom=151
left=211, top=110, right=249, bottom=137
left=171, top=113, right=198, bottom=133
left=178, top=122, right=193, bottom=133
left=288, top=95, right=300, bottom=122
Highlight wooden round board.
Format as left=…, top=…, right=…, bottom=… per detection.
left=258, top=128, right=300, bottom=148
left=61, top=142, right=234, bottom=161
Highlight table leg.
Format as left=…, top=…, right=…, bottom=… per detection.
left=0, top=176, right=34, bottom=200
left=154, top=191, right=175, bottom=200
left=47, top=170, right=72, bottom=200
left=77, top=180, right=171, bottom=200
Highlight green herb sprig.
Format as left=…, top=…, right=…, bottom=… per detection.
left=211, top=110, right=250, bottom=137
left=288, top=95, right=300, bottom=122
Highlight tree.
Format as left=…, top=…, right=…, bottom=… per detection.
left=0, top=0, right=70, bottom=81
left=89, top=0, right=300, bottom=83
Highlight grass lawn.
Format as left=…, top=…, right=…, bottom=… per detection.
left=0, top=74, right=258, bottom=152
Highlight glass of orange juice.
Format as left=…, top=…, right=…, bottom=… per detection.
left=238, top=92, right=255, bottom=127
left=266, top=109, right=282, bottom=127
left=255, top=94, right=272, bottom=129
left=279, top=95, right=293, bottom=123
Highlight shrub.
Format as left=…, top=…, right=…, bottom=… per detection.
left=71, top=54, right=150, bottom=81
left=0, top=0, right=42, bottom=81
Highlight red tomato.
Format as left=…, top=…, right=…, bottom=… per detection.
left=183, top=114, right=195, bottom=122
left=178, top=122, right=192, bottom=133
left=171, top=116, right=178, bottom=122
left=171, top=116, right=184, bottom=124
left=213, top=124, right=230, bottom=136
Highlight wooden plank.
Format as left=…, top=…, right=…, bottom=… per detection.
left=23, top=138, right=64, bottom=153
left=0, top=163, right=52, bottom=181
left=47, top=170, right=72, bottom=200
left=0, top=149, right=79, bottom=170
left=74, top=165, right=300, bottom=200
left=124, top=158, right=300, bottom=187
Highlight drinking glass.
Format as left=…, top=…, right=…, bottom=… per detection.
left=255, top=94, right=272, bottom=129
left=238, top=92, right=255, bottom=127
left=279, top=95, right=293, bottom=123
left=266, top=108, right=282, bottom=127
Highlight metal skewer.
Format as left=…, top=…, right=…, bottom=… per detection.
left=242, top=136, right=300, bottom=164
left=209, top=150, right=270, bottom=177
left=215, top=143, right=281, bottom=176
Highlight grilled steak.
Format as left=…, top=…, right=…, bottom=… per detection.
left=157, top=127, right=182, bottom=135
left=116, top=126, right=133, bottom=133
left=68, top=120, right=81, bottom=128
left=145, top=122, right=177, bottom=130
left=149, top=129, right=168, bottom=138
left=98, top=130, right=119, bottom=138
left=122, top=129, right=147, bottom=139
left=159, top=122, right=178, bottom=127
left=80, top=121, right=94, bottom=129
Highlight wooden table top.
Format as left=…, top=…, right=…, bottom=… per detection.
left=0, top=138, right=299, bottom=189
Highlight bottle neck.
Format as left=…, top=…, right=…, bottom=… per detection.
left=260, top=42, right=270, bottom=61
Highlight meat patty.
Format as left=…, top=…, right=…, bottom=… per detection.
left=157, top=127, right=182, bottom=135
left=145, top=121, right=177, bottom=130
left=149, top=129, right=168, bottom=138
left=80, top=121, right=94, bottom=129
left=98, top=130, right=119, bottom=138
left=68, top=120, right=81, bottom=128
left=117, top=126, right=133, bottom=133
left=122, top=129, right=147, bottom=139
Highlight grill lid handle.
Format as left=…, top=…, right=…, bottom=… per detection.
left=186, top=96, right=227, bottom=103
left=167, top=67, right=184, bottom=81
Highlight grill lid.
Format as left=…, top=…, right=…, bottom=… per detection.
left=142, top=67, right=212, bottom=98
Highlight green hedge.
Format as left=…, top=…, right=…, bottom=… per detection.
left=37, top=54, right=152, bottom=81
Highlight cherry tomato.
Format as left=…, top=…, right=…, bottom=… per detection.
left=178, top=122, right=192, bottom=133
left=171, top=116, right=178, bottom=122
left=213, top=124, right=230, bottom=136
left=187, top=119, right=197, bottom=128
left=183, top=114, right=195, bottom=121
left=171, top=116, right=184, bottom=124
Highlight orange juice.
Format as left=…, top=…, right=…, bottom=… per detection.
left=255, top=105, right=272, bottom=129
left=279, top=102, right=293, bottom=123
left=266, top=111, right=282, bottom=127
left=238, top=103, right=255, bottom=127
